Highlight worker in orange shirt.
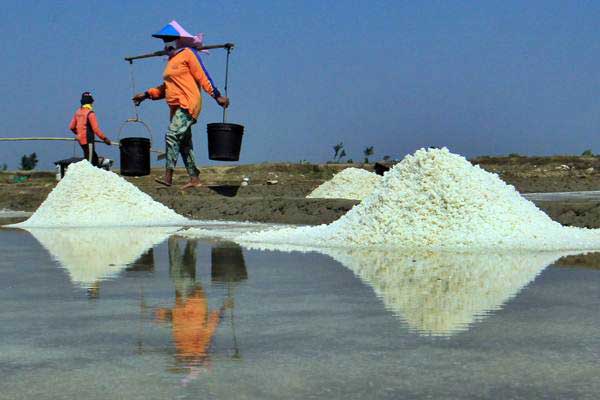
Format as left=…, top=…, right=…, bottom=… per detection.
left=68, top=92, right=111, bottom=166
left=133, top=21, right=229, bottom=189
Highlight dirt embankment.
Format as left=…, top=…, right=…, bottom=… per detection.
left=471, top=155, right=600, bottom=193
left=3, top=157, right=600, bottom=227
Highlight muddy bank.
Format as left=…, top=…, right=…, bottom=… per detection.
left=155, top=195, right=357, bottom=225
left=471, top=155, right=600, bottom=193
left=555, top=252, right=600, bottom=270
left=3, top=158, right=600, bottom=226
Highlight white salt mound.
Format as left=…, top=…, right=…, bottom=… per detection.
left=306, top=167, right=382, bottom=200
left=12, top=161, right=188, bottom=228
left=228, top=147, right=600, bottom=250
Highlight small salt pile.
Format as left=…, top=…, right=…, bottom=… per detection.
left=306, top=167, right=382, bottom=200
left=228, top=147, right=600, bottom=251
left=12, top=161, right=188, bottom=228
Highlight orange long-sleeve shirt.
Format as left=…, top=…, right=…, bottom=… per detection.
left=68, top=108, right=107, bottom=145
left=147, top=48, right=220, bottom=120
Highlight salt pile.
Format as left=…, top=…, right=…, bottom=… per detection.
left=27, top=227, right=175, bottom=288
left=191, top=147, right=600, bottom=250
left=327, top=249, right=562, bottom=336
left=11, top=161, right=188, bottom=228
left=306, top=167, right=381, bottom=200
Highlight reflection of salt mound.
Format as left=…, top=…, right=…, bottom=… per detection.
left=27, top=227, right=175, bottom=288
left=12, top=161, right=187, bottom=228
left=236, top=148, right=600, bottom=250
left=327, top=249, right=563, bottom=336
left=0, top=209, right=31, bottom=218
left=306, top=168, right=381, bottom=200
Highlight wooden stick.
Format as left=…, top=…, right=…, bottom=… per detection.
left=0, top=137, right=75, bottom=141
left=124, top=43, right=234, bottom=62
left=0, top=137, right=165, bottom=155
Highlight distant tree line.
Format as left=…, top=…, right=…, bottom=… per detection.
left=329, top=142, right=389, bottom=164
left=20, top=153, right=38, bottom=171
left=0, top=153, right=40, bottom=171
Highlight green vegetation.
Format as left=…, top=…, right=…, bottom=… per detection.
left=1, top=163, right=7, bottom=171
left=329, top=143, right=378, bottom=164
left=331, top=142, right=347, bottom=163
left=508, top=153, right=521, bottom=158
left=581, top=149, right=594, bottom=157
left=363, top=146, right=374, bottom=163
left=20, top=153, right=38, bottom=171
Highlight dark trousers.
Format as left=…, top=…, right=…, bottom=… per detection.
left=80, top=142, right=99, bottom=166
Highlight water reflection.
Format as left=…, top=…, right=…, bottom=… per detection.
left=25, top=227, right=175, bottom=291
left=238, top=240, right=572, bottom=337
left=326, top=249, right=567, bottom=336
left=126, top=248, right=156, bottom=273
left=211, top=242, right=248, bottom=360
left=154, top=238, right=245, bottom=385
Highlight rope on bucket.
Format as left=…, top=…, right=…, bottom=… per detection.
left=222, top=44, right=232, bottom=123
left=120, top=59, right=153, bottom=147
left=128, top=60, right=140, bottom=121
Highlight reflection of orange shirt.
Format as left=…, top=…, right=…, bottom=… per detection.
left=147, top=48, right=220, bottom=120
left=156, top=288, right=220, bottom=362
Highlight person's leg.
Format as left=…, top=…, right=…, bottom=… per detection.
left=179, top=125, right=200, bottom=180
left=180, top=126, right=202, bottom=189
left=90, top=143, right=100, bottom=167
left=80, top=143, right=92, bottom=163
left=157, top=109, right=194, bottom=186
left=171, top=109, right=201, bottom=189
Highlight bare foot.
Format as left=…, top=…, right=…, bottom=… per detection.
left=181, top=181, right=203, bottom=190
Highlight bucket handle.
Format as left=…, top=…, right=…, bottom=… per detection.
left=117, top=118, right=153, bottom=145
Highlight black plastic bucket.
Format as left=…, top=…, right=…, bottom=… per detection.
left=120, top=137, right=151, bottom=176
left=207, top=123, right=244, bottom=161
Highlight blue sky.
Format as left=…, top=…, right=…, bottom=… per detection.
left=2, top=0, right=600, bottom=169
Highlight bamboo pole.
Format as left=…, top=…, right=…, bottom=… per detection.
left=124, top=43, right=234, bottom=63
left=0, top=137, right=75, bottom=141
left=0, top=137, right=165, bottom=155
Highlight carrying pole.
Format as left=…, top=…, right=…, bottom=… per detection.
left=0, top=137, right=78, bottom=142
left=124, top=43, right=234, bottom=63
left=0, top=137, right=165, bottom=156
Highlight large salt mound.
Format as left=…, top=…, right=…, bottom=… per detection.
left=12, top=161, right=188, bottom=228
left=306, top=167, right=382, bottom=200
left=231, top=147, right=600, bottom=250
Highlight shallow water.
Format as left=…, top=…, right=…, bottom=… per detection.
left=1, top=227, right=599, bottom=399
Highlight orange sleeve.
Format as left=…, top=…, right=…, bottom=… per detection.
left=87, top=112, right=106, bottom=141
left=147, top=83, right=166, bottom=100
left=187, top=51, right=220, bottom=98
left=68, top=115, right=77, bottom=134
